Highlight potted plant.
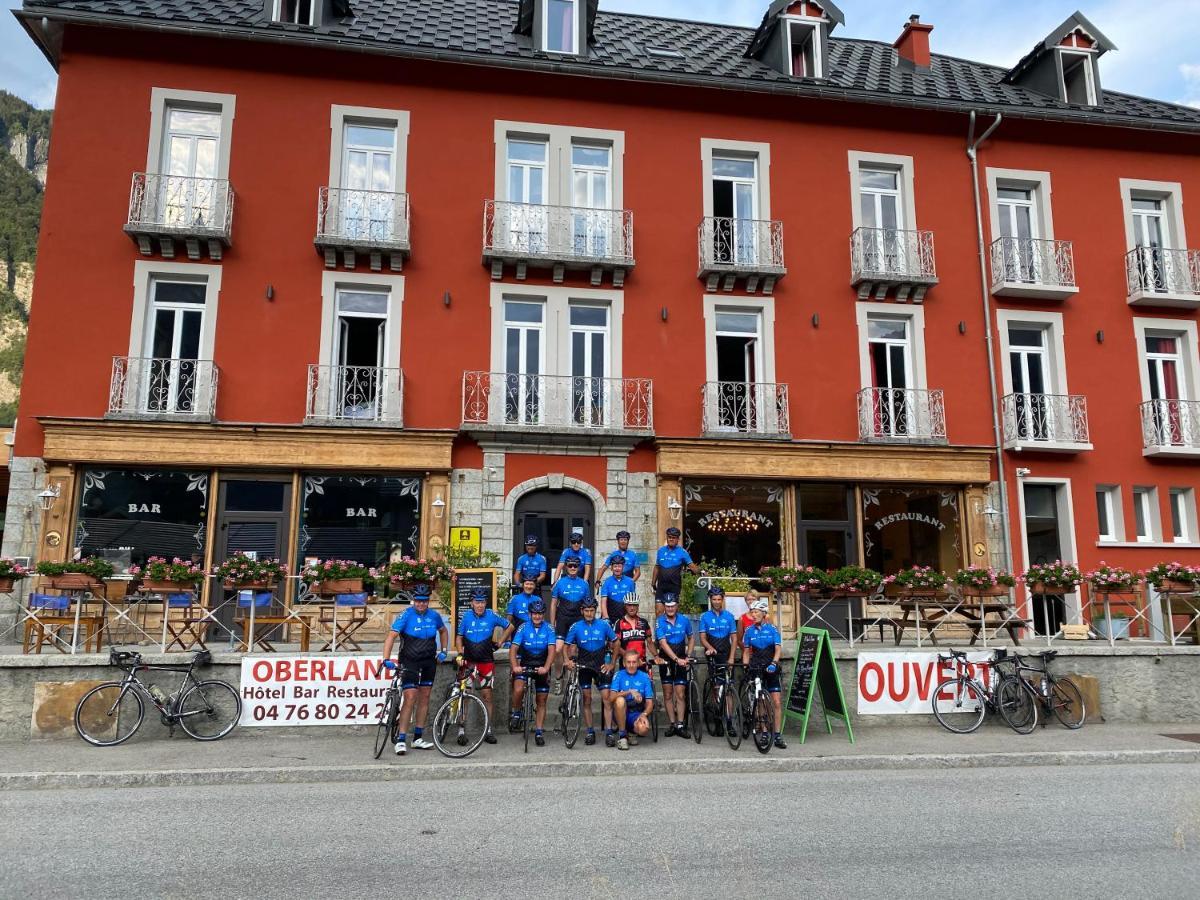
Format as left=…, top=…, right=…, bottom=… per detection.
left=371, top=557, right=453, bottom=595
left=35, top=558, right=116, bottom=590
left=1084, top=563, right=1140, bottom=594
left=0, top=558, right=30, bottom=593
left=681, top=561, right=747, bottom=615
left=1145, top=562, right=1200, bottom=594
left=1022, top=561, right=1083, bottom=594
left=301, top=559, right=370, bottom=596
left=758, top=565, right=828, bottom=594
left=130, top=556, right=206, bottom=592
left=953, top=566, right=1017, bottom=597
left=214, top=553, right=288, bottom=589
left=886, top=565, right=949, bottom=596
left=826, top=565, right=883, bottom=595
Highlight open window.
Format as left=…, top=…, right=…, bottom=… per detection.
left=788, top=20, right=821, bottom=77
left=745, top=1, right=844, bottom=79
left=272, top=0, right=315, bottom=26
left=1002, top=13, right=1114, bottom=107
left=1060, top=51, right=1097, bottom=105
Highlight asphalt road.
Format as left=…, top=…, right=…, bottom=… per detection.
left=4, top=764, right=1199, bottom=899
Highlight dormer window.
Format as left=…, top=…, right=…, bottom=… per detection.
left=1060, top=50, right=1097, bottom=105
left=1003, top=12, right=1115, bottom=108
left=514, top=0, right=593, bottom=57
left=272, top=0, right=314, bottom=26
left=788, top=20, right=821, bottom=78
left=545, top=0, right=579, bottom=55
left=746, top=0, right=844, bottom=80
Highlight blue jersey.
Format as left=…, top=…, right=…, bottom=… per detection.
left=558, top=547, right=593, bottom=569
left=391, top=607, right=445, bottom=663
left=552, top=575, right=590, bottom=614
left=457, top=609, right=507, bottom=663
left=565, top=618, right=616, bottom=669
left=610, top=668, right=654, bottom=705
left=604, top=548, right=640, bottom=573
left=513, top=620, right=557, bottom=664
left=743, top=622, right=782, bottom=667
left=655, top=614, right=693, bottom=653
left=600, top=574, right=637, bottom=609
left=699, top=609, right=738, bottom=656
left=654, top=545, right=693, bottom=594
left=506, top=592, right=538, bottom=626
left=514, top=552, right=548, bottom=582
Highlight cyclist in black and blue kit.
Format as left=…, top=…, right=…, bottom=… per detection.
left=652, top=527, right=699, bottom=619
left=595, top=530, right=641, bottom=585
left=551, top=557, right=590, bottom=688
left=598, top=554, right=637, bottom=624
left=503, top=575, right=539, bottom=642
left=513, top=536, right=549, bottom=590
left=455, top=586, right=507, bottom=745
left=656, top=595, right=695, bottom=738
left=699, top=585, right=738, bottom=669
left=742, top=598, right=787, bottom=749
left=554, top=530, right=593, bottom=583
left=509, top=599, right=557, bottom=746
left=560, top=597, right=618, bottom=745
left=381, top=583, right=449, bottom=756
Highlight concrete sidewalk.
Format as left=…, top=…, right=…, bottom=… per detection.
left=3, top=720, right=1199, bottom=790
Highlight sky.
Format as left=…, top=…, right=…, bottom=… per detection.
left=1, top=0, right=1199, bottom=110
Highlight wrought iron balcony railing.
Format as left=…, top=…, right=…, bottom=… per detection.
left=697, top=217, right=786, bottom=293
left=315, top=188, right=410, bottom=271
left=1125, top=247, right=1200, bottom=305
left=108, top=356, right=219, bottom=420
left=1141, top=399, right=1200, bottom=455
left=305, top=365, right=404, bottom=426
left=700, top=382, right=790, bottom=437
left=857, top=387, right=947, bottom=444
left=990, top=238, right=1077, bottom=299
left=482, top=201, right=634, bottom=285
left=461, top=372, right=652, bottom=433
left=850, top=227, right=937, bottom=301
left=1001, top=393, right=1090, bottom=449
left=124, top=172, right=234, bottom=260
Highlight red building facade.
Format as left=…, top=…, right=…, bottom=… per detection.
left=6, top=0, right=1200, bottom=628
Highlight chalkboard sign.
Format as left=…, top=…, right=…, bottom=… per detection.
left=452, top=568, right=498, bottom=634
left=783, top=627, right=854, bottom=745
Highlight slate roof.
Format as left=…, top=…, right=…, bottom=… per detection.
left=16, top=0, right=1200, bottom=133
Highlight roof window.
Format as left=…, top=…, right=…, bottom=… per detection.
left=746, top=0, right=844, bottom=80
left=272, top=0, right=315, bottom=26
left=1060, top=51, right=1097, bottom=105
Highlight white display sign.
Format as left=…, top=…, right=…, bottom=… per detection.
left=856, top=651, right=997, bottom=715
left=239, top=655, right=391, bottom=727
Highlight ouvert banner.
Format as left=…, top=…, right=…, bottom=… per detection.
left=856, top=651, right=997, bottom=715
left=239, top=655, right=391, bottom=726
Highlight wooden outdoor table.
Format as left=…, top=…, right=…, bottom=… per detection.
left=894, top=596, right=1028, bottom=646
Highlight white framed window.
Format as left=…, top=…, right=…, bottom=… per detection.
left=147, top=89, right=235, bottom=182
left=493, top=121, right=624, bottom=209
left=1059, top=50, right=1097, bottom=105
left=272, top=0, right=315, bottom=26
left=786, top=19, right=822, bottom=78
left=1133, top=318, right=1200, bottom=403
left=848, top=152, right=917, bottom=233
left=1095, top=485, right=1122, bottom=543
left=987, top=169, right=1055, bottom=239
left=855, top=303, right=927, bottom=392
left=1120, top=180, right=1187, bottom=254
left=702, top=295, right=780, bottom=434
left=1170, top=488, right=1197, bottom=543
left=1132, top=487, right=1160, bottom=543
left=318, top=273, right=403, bottom=373
left=997, top=313, right=1070, bottom=390
left=543, top=0, right=580, bottom=55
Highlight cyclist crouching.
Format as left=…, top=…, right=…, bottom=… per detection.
left=509, top=599, right=557, bottom=746
left=455, top=585, right=507, bottom=745
left=560, top=596, right=618, bottom=745
left=610, top=650, right=655, bottom=750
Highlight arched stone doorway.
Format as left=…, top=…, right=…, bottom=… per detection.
left=513, top=488, right=595, bottom=584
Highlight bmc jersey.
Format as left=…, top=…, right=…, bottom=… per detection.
left=506, top=592, right=538, bottom=626
left=514, top=552, right=548, bottom=582
left=552, top=575, right=590, bottom=614
left=558, top=547, right=593, bottom=569
left=743, top=622, right=782, bottom=668
left=513, top=621, right=557, bottom=665
left=610, top=668, right=654, bottom=704
left=699, top=609, right=738, bottom=656
left=654, top=545, right=693, bottom=594
left=457, top=609, right=507, bottom=663
left=391, top=607, right=445, bottom=663
left=655, top=614, right=693, bottom=656
left=604, top=548, right=639, bottom=573
left=565, top=618, right=616, bottom=670
left=600, top=575, right=637, bottom=608
left=615, top=615, right=652, bottom=662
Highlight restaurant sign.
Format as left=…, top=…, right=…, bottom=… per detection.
left=856, top=651, right=996, bottom=715
left=239, top=655, right=391, bottom=727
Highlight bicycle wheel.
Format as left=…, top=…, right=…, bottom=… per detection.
left=702, top=675, right=721, bottom=737
left=1048, top=677, right=1086, bottom=729
left=751, top=695, right=774, bottom=755
left=432, top=692, right=488, bottom=759
left=722, top=685, right=742, bottom=750
left=562, top=678, right=582, bottom=749
left=931, top=676, right=987, bottom=734
left=996, top=675, right=1038, bottom=735
left=177, top=680, right=241, bottom=741
left=688, top=674, right=703, bottom=744
left=75, top=682, right=144, bottom=747
left=374, top=691, right=398, bottom=759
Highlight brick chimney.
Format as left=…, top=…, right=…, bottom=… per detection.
left=894, top=14, right=934, bottom=69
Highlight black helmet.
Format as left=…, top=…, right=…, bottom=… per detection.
left=529, top=599, right=547, bottom=614
left=524, top=535, right=539, bottom=546
left=708, top=585, right=726, bottom=598
left=665, top=527, right=681, bottom=537
left=581, top=597, right=598, bottom=609
left=616, top=530, right=631, bottom=539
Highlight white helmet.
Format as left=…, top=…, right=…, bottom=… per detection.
left=751, top=598, right=770, bottom=612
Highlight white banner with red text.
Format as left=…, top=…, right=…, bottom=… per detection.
left=239, top=655, right=391, bottom=726
left=856, top=651, right=997, bottom=715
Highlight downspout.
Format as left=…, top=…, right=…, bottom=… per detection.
left=966, top=110, right=1013, bottom=571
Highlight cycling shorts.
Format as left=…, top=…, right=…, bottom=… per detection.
left=467, top=662, right=495, bottom=690
left=625, top=708, right=648, bottom=732
left=658, top=659, right=690, bottom=687
left=578, top=667, right=612, bottom=691
left=514, top=668, right=550, bottom=694
left=745, top=669, right=782, bottom=693
left=400, top=659, right=436, bottom=689
left=554, top=610, right=582, bottom=640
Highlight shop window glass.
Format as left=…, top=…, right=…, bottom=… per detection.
left=862, top=486, right=961, bottom=574
left=298, top=475, right=421, bottom=569
left=798, top=484, right=851, bottom=522
left=75, top=469, right=209, bottom=573
left=682, top=481, right=783, bottom=577
left=223, top=481, right=287, bottom=513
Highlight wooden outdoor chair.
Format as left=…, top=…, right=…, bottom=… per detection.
left=22, top=593, right=105, bottom=654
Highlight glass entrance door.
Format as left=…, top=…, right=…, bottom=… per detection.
left=711, top=157, right=758, bottom=265
left=341, top=123, right=396, bottom=242
left=161, top=108, right=220, bottom=227
left=1023, top=484, right=1067, bottom=635
left=1132, top=197, right=1167, bottom=292
left=998, top=187, right=1038, bottom=282
left=213, top=477, right=293, bottom=640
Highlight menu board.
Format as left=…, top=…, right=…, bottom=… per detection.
left=783, top=627, right=854, bottom=745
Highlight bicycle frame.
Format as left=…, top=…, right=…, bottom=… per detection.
left=108, top=659, right=206, bottom=721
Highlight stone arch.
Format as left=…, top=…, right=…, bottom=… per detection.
left=489, top=475, right=608, bottom=578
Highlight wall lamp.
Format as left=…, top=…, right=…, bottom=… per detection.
left=444, top=291, right=452, bottom=308
left=1096, top=330, right=1105, bottom=344
left=36, top=485, right=60, bottom=512
left=266, top=284, right=275, bottom=301
left=666, top=496, right=682, bottom=521
left=431, top=495, right=446, bottom=519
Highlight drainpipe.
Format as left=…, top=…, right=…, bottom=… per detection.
left=966, top=110, right=1013, bottom=572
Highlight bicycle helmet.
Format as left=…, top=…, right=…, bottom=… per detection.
left=707, top=585, right=726, bottom=597
left=470, top=586, right=489, bottom=603
left=623, top=595, right=641, bottom=606
left=581, top=596, right=598, bottom=609
left=750, top=598, right=769, bottom=612
left=663, top=595, right=679, bottom=607
left=616, top=530, right=631, bottom=539
left=528, top=599, right=547, bottom=614
left=411, top=583, right=433, bottom=601
left=665, top=527, right=681, bottom=537
left=524, top=535, right=539, bottom=546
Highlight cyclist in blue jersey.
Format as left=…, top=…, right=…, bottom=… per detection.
left=509, top=599, right=557, bottom=746
left=742, top=598, right=786, bottom=749
left=560, top=597, right=618, bottom=745
left=699, top=585, right=738, bottom=669
left=381, top=583, right=449, bottom=755
left=551, top=557, right=591, bottom=688
left=656, top=595, right=695, bottom=738
left=598, top=554, right=637, bottom=623
left=595, top=530, right=641, bottom=585
left=455, top=586, right=507, bottom=745
left=651, top=527, right=699, bottom=619
left=513, top=536, right=549, bottom=590
left=610, top=649, right=655, bottom=751
left=503, top=576, right=540, bottom=642
left=554, top=530, right=593, bottom=583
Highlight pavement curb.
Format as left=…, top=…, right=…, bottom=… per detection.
left=4, top=747, right=1199, bottom=791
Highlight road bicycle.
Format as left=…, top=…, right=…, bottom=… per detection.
left=374, top=662, right=406, bottom=758
left=1013, top=649, right=1086, bottom=729
left=432, top=656, right=490, bottom=758
left=513, top=657, right=549, bottom=753
left=931, top=648, right=1036, bottom=735
left=702, top=658, right=742, bottom=750
left=75, top=649, right=240, bottom=746
left=742, top=666, right=777, bottom=755
left=559, top=662, right=609, bottom=749
left=678, top=655, right=703, bottom=745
